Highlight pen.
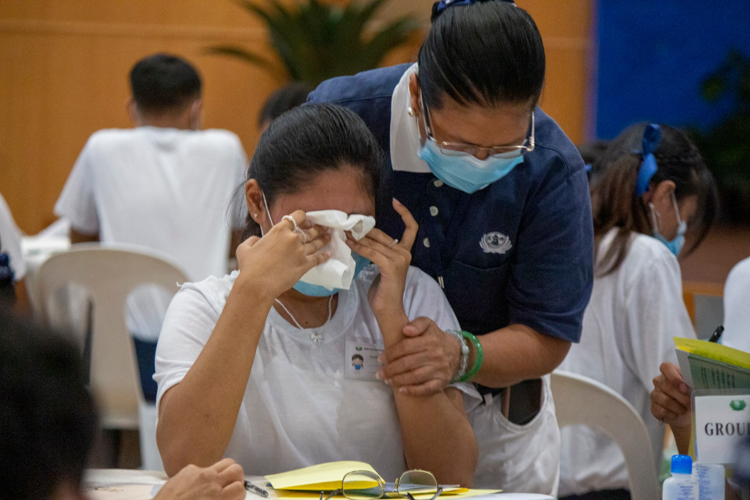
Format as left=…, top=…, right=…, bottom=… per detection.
left=709, top=325, right=724, bottom=343
left=245, top=481, right=270, bottom=498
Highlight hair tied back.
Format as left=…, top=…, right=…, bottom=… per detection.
left=634, top=123, right=662, bottom=197
left=432, top=0, right=515, bottom=21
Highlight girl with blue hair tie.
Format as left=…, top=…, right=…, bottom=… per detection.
left=558, top=123, right=718, bottom=499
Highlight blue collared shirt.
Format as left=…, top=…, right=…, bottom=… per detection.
left=309, top=64, right=593, bottom=342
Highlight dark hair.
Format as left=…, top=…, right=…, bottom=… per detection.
left=352, top=354, right=364, bottom=362
left=130, top=53, right=202, bottom=114
left=244, top=104, right=384, bottom=239
left=0, top=310, right=97, bottom=500
left=590, top=123, right=719, bottom=276
left=258, top=82, right=312, bottom=127
left=577, top=140, right=611, bottom=167
left=418, top=1, right=545, bottom=109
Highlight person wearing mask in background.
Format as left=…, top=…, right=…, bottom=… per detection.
left=0, top=193, right=27, bottom=311
left=54, top=53, right=247, bottom=403
left=307, top=0, right=593, bottom=493
left=558, top=123, right=718, bottom=500
left=0, top=307, right=247, bottom=500
left=258, top=82, right=312, bottom=132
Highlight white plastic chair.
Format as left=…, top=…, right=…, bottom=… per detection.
left=551, top=371, right=661, bottom=500
left=34, top=243, right=189, bottom=471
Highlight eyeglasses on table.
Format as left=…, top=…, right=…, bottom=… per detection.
left=319, top=469, right=443, bottom=500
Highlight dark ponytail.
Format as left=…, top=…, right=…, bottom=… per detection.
left=243, top=104, right=384, bottom=239
left=418, top=1, right=545, bottom=109
left=590, top=123, right=719, bottom=276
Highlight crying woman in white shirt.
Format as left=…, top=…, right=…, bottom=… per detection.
left=154, top=104, right=479, bottom=483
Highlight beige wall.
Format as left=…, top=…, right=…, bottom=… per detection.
left=0, top=0, right=592, bottom=234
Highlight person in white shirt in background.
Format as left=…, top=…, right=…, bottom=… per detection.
left=54, top=53, right=247, bottom=402
left=558, top=123, right=718, bottom=500
left=155, top=104, right=479, bottom=484
left=721, top=257, right=750, bottom=353
left=0, top=192, right=28, bottom=312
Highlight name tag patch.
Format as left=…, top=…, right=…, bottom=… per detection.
left=345, top=340, right=383, bottom=381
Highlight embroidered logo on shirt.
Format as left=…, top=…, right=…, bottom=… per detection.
left=480, top=232, right=512, bottom=254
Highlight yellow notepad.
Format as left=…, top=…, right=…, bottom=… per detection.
left=264, top=461, right=498, bottom=497
left=267, top=461, right=378, bottom=491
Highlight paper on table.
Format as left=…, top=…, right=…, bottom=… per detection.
left=267, top=489, right=501, bottom=500
left=264, top=462, right=493, bottom=497
left=266, top=461, right=379, bottom=491
left=674, top=337, right=750, bottom=370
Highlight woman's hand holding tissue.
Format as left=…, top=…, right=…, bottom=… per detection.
left=236, top=210, right=331, bottom=300
left=346, top=199, right=418, bottom=343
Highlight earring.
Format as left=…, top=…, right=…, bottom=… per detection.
left=253, top=213, right=258, bottom=217
left=407, top=106, right=415, bottom=117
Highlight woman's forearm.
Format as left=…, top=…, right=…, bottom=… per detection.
left=157, top=277, right=273, bottom=476
left=376, top=308, right=477, bottom=486
left=394, top=389, right=477, bottom=486
left=471, top=324, right=571, bottom=388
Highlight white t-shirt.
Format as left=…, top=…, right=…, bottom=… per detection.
left=54, top=127, right=247, bottom=339
left=722, top=257, right=750, bottom=353
left=154, top=265, right=480, bottom=479
left=0, top=193, right=25, bottom=281
left=558, top=228, right=696, bottom=496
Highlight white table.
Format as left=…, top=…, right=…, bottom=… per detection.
left=83, top=470, right=553, bottom=500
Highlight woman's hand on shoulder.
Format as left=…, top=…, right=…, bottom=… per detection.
left=236, top=210, right=331, bottom=300
left=346, top=199, right=418, bottom=315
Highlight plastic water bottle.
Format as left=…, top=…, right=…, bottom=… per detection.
left=693, top=463, right=725, bottom=500
left=663, top=455, right=698, bottom=500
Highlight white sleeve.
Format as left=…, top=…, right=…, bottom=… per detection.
left=621, top=255, right=696, bottom=393
left=402, top=266, right=460, bottom=332
left=401, top=267, right=482, bottom=406
left=229, top=135, right=249, bottom=230
left=722, top=257, right=750, bottom=352
left=54, top=136, right=99, bottom=235
left=0, top=194, right=25, bottom=280
left=154, top=284, right=221, bottom=410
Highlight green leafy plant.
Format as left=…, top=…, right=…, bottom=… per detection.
left=690, top=50, right=750, bottom=225
left=208, top=0, right=420, bottom=87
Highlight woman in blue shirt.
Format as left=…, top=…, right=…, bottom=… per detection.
left=309, top=0, right=593, bottom=494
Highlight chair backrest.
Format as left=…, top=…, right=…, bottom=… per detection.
left=683, top=281, right=724, bottom=330
left=34, top=243, right=189, bottom=430
left=551, top=371, right=660, bottom=500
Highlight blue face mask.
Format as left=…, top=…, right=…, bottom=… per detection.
left=649, top=193, right=687, bottom=257
left=292, top=253, right=371, bottom=297
left=418, top=137, right=525, bottom=194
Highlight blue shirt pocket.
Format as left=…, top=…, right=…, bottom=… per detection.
left=443, top=259, right=511, bottom=336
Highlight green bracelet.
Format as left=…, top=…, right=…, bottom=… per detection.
left=459, top=331, right=483, bottom=382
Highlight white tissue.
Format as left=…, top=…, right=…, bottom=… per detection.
left=299, top=210, right=375, bottom=291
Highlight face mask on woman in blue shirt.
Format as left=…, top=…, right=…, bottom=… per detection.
left=414, top=87, right=535, bottom=194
